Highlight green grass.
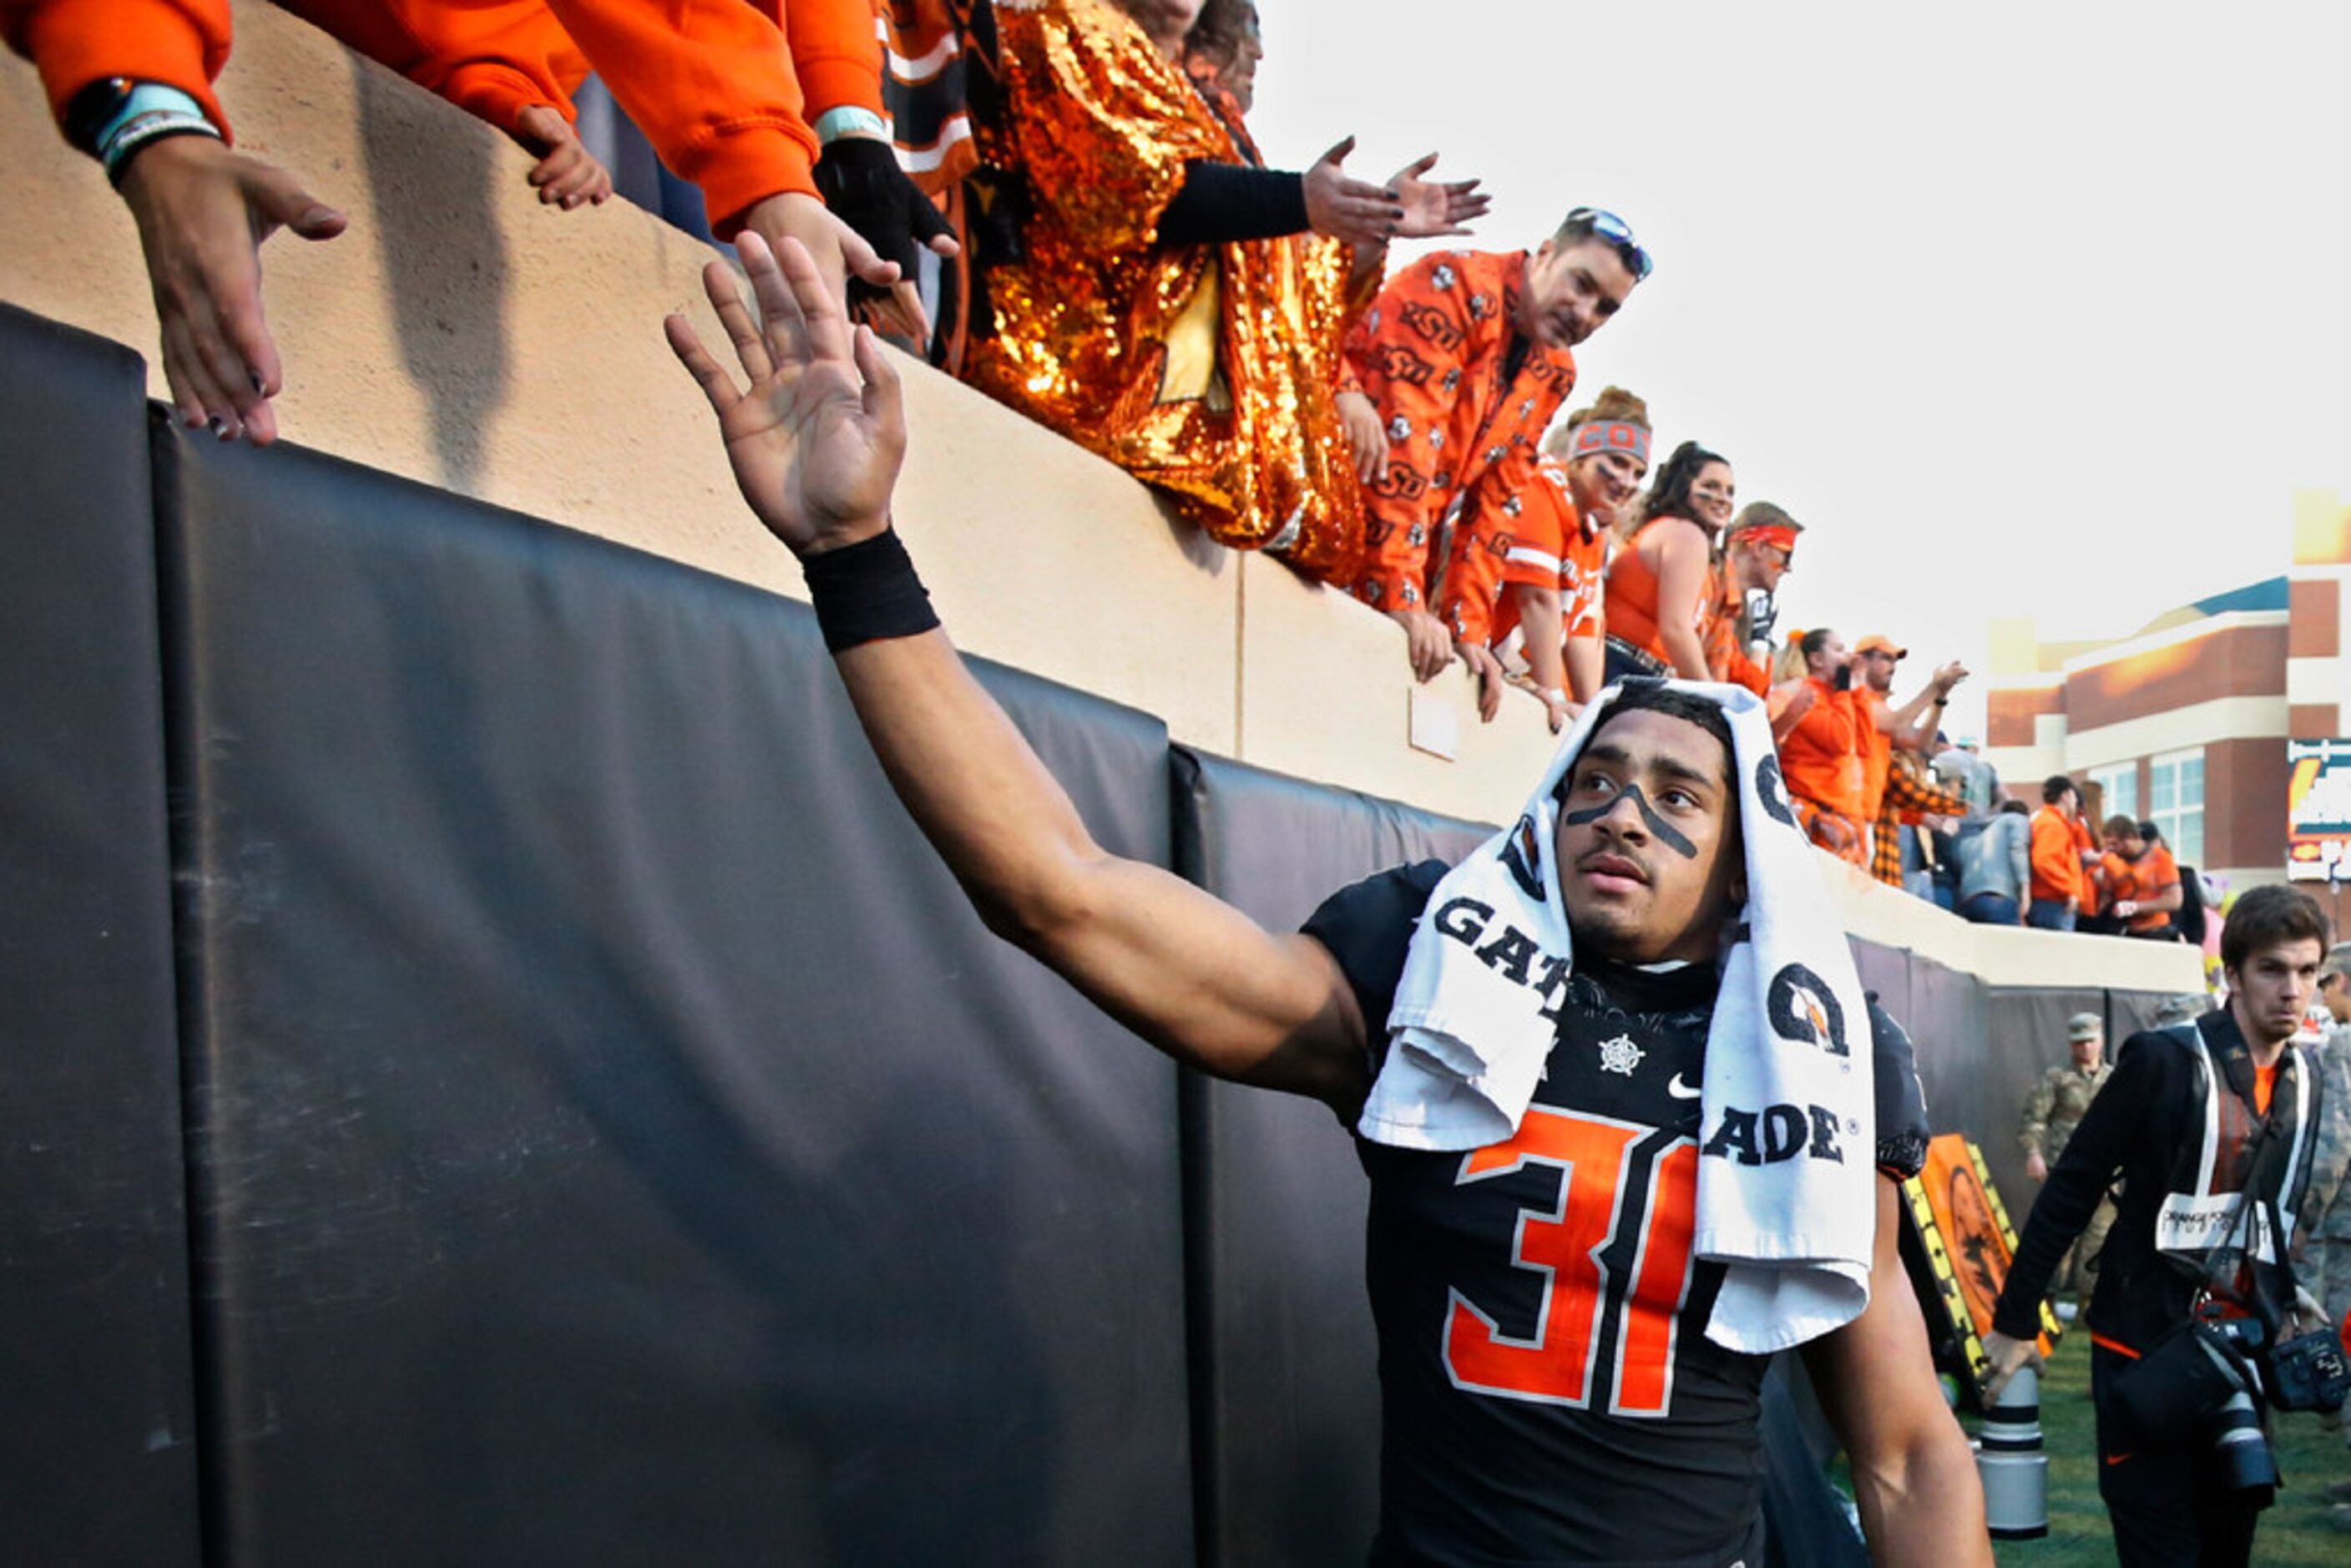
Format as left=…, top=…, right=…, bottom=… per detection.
left=1969, top=1320, right=2351, bottom=1566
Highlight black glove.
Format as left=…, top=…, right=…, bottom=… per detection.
left=814, top=137, right=953, bottom=297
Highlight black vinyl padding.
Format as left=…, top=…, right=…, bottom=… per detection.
left=0, top=294, right=2221, bottom=1565
left=1977, top=985, right=2108, bottom=1216
left=151, top=423, right=1193, bottom=1565
left=1170, top=749, right=1489, bottom=1568
left=0, top=305, right=202, bottom=1566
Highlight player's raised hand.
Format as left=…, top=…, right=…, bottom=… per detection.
left=665, top=230, right=907, bottom=557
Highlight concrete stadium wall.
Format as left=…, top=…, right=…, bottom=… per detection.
left=0, top=0, right=2207, bottom=1001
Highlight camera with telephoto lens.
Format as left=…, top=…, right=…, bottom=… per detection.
left=2197, top=1320, right=2282, bottom=1492
left=2110, top=1318, right=2280, bottom=1493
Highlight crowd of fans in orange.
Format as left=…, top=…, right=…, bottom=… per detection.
left=4, top=0, right=2203, bottom=936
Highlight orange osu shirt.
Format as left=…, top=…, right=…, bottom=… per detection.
left=1345, top=249, right=1577, bottom=630
left=1488, top=457, right=1605, bottom=652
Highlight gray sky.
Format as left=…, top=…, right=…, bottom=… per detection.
left=1249, top=1, right=2350, bottom=734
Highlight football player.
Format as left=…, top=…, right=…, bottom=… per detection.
left=666, top=231, right=1990, bottom=1565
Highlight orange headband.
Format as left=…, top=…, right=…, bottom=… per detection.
left=1736, top=524, right=1800, bottom=554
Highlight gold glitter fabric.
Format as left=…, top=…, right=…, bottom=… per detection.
left=960, top=0, right=1365, bottom=584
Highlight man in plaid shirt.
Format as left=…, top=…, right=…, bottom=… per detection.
left=1847, top=633, right=1969, bottom=887
left=1873, top=752, right=1971, bottom=889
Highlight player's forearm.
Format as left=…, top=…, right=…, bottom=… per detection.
left=1850, top=1425, right=1990, bottom=1568
left=832, top=627, right=1108, bottom=943
left=831, top=628, right=1365, bottom=1100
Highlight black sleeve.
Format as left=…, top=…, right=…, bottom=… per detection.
left=1299, top=860, right=1448, bottom=1056
left=1156, top=161, right=1311, bottom=246
left=1865, top=997, right=1931, bottom=1180
left=1990, top=1032, right=2166, bottom=1338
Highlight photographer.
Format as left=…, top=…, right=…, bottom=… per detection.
left=1986, top=884, right=2338, bottom=1565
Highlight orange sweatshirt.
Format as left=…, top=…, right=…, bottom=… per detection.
left=503, top=0, right=884, bottom=229
left=1778, top=681, right=1865, bottom=826
left=286, top=1, right=587, bottom=134
left=2029, top=807, right=2084, bottom=905
left=5, top=0, right=234, bottom=139
left=8, top=0, right=886, bottom=232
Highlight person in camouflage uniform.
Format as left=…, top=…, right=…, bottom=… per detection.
left=2300, top=968, right=2351, bottom=1365
left=2020, top=1011, right=2115, bottom=1296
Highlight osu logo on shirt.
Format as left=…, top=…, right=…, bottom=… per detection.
left=1371, top=463, right=1428, bottom=503
left=1398, top=300, right=1466, bottom=352
left=1365, top=343, right=1435, bottom=387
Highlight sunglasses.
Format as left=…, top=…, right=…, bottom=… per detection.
left=1568, top=207, right=1654, bottom=281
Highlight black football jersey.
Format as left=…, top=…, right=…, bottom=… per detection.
left=1303, top=861, right=1929, bottom=1567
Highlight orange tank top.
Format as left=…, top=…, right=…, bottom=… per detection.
left=1604, top=518, right=1716, bottom=670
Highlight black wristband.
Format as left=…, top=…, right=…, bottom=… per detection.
left=803, top=528, right=940, bottom=653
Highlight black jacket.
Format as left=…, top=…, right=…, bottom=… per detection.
left=1992, top=1009, right=2318, bottom=1349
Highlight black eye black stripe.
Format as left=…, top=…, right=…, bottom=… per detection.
left=1562, top=782, right=1697, bottom=859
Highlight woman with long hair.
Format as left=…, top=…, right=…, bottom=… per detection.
left=1600, top=439, right=1735, bottom=681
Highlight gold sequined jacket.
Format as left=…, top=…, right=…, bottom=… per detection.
left=960, top=0, right=1367, bottom=584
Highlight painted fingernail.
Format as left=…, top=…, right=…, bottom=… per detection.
left=208, top=416, right=227, bottom=437
left=250, top=372, right=267, bottom=393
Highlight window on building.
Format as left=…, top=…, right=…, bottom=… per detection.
left=2088, top=761, right=2137, bottom=824
left=2148, top=748, right=2204, bottom=867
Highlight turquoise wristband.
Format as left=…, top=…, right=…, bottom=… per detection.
left=812, top=105, right=889, bottom=144
left=98, top=83, right=220, bottom=185
left=94, top=83, right=209, bottom=151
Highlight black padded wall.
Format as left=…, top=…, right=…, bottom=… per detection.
left=2109, top=987, right=2189, bottom=1046
left=1848, top=938, right=1912, bottom=1028
left=0, top=307, right=202, bottom=1565
left=1906, top=955, right=1993, bottom=1141
left=1170, top=750, right=1489, bottom=1568
left=152, top=424, right=1194, bottom=1565
left=1977, top=986, right=2106, bottom=1217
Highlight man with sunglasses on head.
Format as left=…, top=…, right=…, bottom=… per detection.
left=1337, top=208, right=1651, bottom=705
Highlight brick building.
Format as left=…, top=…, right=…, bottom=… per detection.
left=1983, top=489, right=2351, bottom=926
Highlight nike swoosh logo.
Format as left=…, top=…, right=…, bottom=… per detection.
left=1667, top=1073, right=1701, bottom=1100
